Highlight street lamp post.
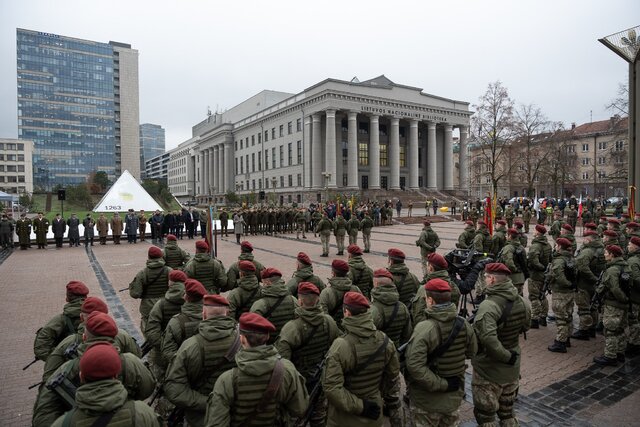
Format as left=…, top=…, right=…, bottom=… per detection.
left=322, top=172, right=332, bottom=204
left=271, top=177, right=277, bottom=206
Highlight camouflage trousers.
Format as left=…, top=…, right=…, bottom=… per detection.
left=320, top=233, right=331, bottom=255
left=385, top=372, right=404, bottom=427
left=552, top=292, right=574, bottom=342
left=513, top=282, right=524, bottom=297
left=523, top=221, right=530, bottom=233
left=308, top=391, right=328, bottom=427
left=335, top=234, right=345, bottom=253
left=406, top=404, right=459, bottom=427
left=421, top=257, right=429, bottom=279
left=363, top=232, right=371, bottom=252
left=348, top=233, right=358, bottom=246
left=527, top=280, right=548, bottom=320
left=575, top=289, right=597, bottom=331
left=603, top=304, right=628, bottom=358
left=296, top=223, right=306, bottom=239
left=629, top=303, right=640, bottom=345
left=472, top=370, right=519, bottom=427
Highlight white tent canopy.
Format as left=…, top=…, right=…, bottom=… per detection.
left=93, top=170, right=163, bottom=213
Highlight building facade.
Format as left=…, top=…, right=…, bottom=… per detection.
left=170, top=76, right=472, bottom=205
left=140, top=123, right=165, bottom=179
left=144, top=152, right=169, bottom=181
left=16, top=28, right=140, bottom=190
left=0, top=138, right=34, bottom=195
left=167, top=137, right=199, bottom=202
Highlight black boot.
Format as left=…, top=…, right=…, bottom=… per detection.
left=596, top=321, right=604, bottom=334
left=530, top=319, right=539, bottom=329
left=617, top=353, right=626, bottom=363
left=625, top=343, right=640, bottom=357
left=589, top=328, right=597, bottom=338
left=566, top=338, right=572, bottom=348
left=539, top=317, right=547, bottom=327
left=571, top=330, right=590, bottom=341
left=593, top=355, right=618, bottom=366
left=548, top=340, right=567, bottom=353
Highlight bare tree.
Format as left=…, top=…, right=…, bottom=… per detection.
left=605, top=82, right=629, bottom=116
left=512, top=104, right=552, bottom=196
left=541, top=127, right=578, bottom=197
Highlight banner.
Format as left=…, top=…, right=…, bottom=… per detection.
left=629, top=186, right=636, bottom=220
left=484, top=194, right=493, bottom=235
left=206, top=205, right=216, bottom=258
left=577, top=194, right=583, bottom=218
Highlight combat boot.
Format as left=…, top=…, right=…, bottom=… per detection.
left=571, top=330, right=590, bottom=341
left=625, top=343, right=640, bottom=357
left=589, top=327, right=596, bottom=338
left=539, top=317, right=547, bottom=327
left=530, top=319, right=539, bottom=329
left=595, top=321, right=604, bottom=334
left=548, top=340, right=567, bottom=353
left=566, top=338, right=571, bottom=348
left=617, top=353, right=626, bottom=363
left=593, top=355, right=617, bottom=366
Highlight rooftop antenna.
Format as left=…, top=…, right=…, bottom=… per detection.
left=590, top=110, right=592, bottom=123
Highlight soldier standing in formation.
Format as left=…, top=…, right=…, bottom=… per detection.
left=296, top=207, right=307, bottom=239
left=51, top=213, right=66, bottom=248
left=497, top=228, right=527, bottom=296
left=522, top=206, right=532, bottom=233
left=226, top=241, right=264, bottom=290
left=111, top=211, right=123, bottom=244
left=0, top=213, right=14, bottom=249
left=219, top=208, right=229, bottom=237
left=320, top=259, right=361, bottom=327
left=361, top=211, right=374, bottom=253
left=456, top=220, right=476, bottom=249
left=129, top=246, right=172, bottom=333
left=16, top=212, right=31, bottom=249
left=138, top=209, right=148, bottom=241
left=334, top=213, right=348, bottom=255
left=527, top=224, right=552, bottom=328
left=228, top=260, right=262, bottom=320
left=316, top=212, right=334, bottom=257
left=33, top=212, right=49, bottom=249
left=163, top=234, right=191, bottom=270
left=250, top=268, right=298, bottom=344
left=413, top=253, right=460, bottom=324
left=547, top=238, right=576, bottom=353
left=183, top=240, right=227, bottom=293
left=572, top=230, right=605, bottom=339
left=491, top=220, right=507, bottom=258
left=67, top=213, right=80, bottom=247
left=125, top=208, right=139, bottom=243
left=370, top=268, right=412, bottom=347
left=347, top=213, right=360, bottom=246
left=286, top=251, right=325, bottom=296
left=387, top=248, right=421, bottom=308
left=347, top=244, right=374, bottom=300
left=416, top=219, right=441, bottom=277
left=97, top=213, right=109, bottom=245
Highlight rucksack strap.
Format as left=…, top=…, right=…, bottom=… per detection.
left=63, top=315, right=76, bottom=336
left=142, top=266, right=168, bottom=297
left=350, top=335, right=390, bottom=377
left=237, top=359, right=285, bottom=427
left=381, top=302, right=400, bottom=332
left=498, top=301, right=514, bottom=326
left=236, top=287, right=260, bottom=320
left=395, top=273, right=408, bottom=294
left=263, top=295, right=287, bottom=319
left=427, top=317, right=465, bottom=367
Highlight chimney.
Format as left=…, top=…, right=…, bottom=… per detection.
left=571, top=122, right=576, bottom=130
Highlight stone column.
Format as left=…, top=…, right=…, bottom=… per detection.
left=312, top=113, right=323, bottom=188
left=212, top=146, right=219, bottom=194
left=427, top=122, right=437, bottom=189
left=335, top=114, right=343, bottom=188
left=443, top=124, right=453, bottom=190
left=197, top=152, right=203, bottom=195
left=224, top=142, right=233, bottom=194
left=409, top=119, right=419, bottom=189
left=389, top=117, right=400, bottom=190
left=303, top=116, right=312, bottom=188
left=347, top=111, right=358, bottom=189
left=325, top=109, right=337, bottom=188
left=218, top=144, right=225, bottom=194
left=203, top=149, right=209, bottom=195
left=369, top=115, right=380, bottom=189
left=459, top=125, right=469, bottom=192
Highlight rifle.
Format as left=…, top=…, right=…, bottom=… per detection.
left=590, top=271, right=606, bottom=312
left=63, top=341, right=80, bottom=360
left=148, top=382, right=164, bottom=407
left=28, top=381, right=43, bottom=390
left=23, top=358, right=38, bottom=371
left=167, top=407, right=185, bottom=427
left=46, top=372, right=77, bottom=409
left=118, top=287, right=129, bottom=293
left=540, top=263, right=552, bottom=301
left=140, top=341, right=153, bottom=358
left=293, top=358, right=327, bottom=427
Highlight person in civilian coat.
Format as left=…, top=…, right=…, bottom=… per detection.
left=52, top=213, right=66, bottom=248
left=67, top=213, right=80, bottom=247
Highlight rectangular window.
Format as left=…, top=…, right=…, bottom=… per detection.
left=240, top=140, right=243, bottom=149
left=252, top=153, right=256, bottom=172
left=582, top=143, right=589, bottom=152
left=399, top=145, right=406, bottom=167
left=272, top=147, right=276, bottom=169
left=258, top=152, right=262, bottom=171
left=279, top=125, right=284, bottom=137
left=288, top=143, right=292, bottom=166
left=297, top=174, right=302, bottom=186
left=567, top=145, right=575, bottom=153
left=288, top=122, right=292, bottom=134
left=17, top=143, right=24, bottom=151
left=582, top=172, right=589, bottom=180
left=359, top=142, right=368, bottom=166
left=288, top=175, right=293, bottom=187
left=297, top=140, right=302, bottom=164
left=258, top=133, right=262, bottom=144
left=18, top=165, right=25, bottom=172
left=240, top=157, right=244, bottom=174
left=279, top=145, right=284, bottom=167
left=7, top=165, right=17, bottom=172
left=272, top=128, right=276, bottom=139
left=380, top=145, right=388, bottom=166
left=252, top=179, right=256, bottom=190
left=266, top=179, right=269, bottom=189
left=598, top=141, right=607, bottom=150
left=381, top=176, right=388, bottom=189
left=235, top=158, right=238, bottom=174
left=252, top=135, right=255, bottom=146
left=296, top=119, right=302, bottom=132
left=18, top=176, right=25, bottom=183
left=280, top=176, right=285, bottom=188
left=598, top=157, right=606, bottom=165
left=264, top=131, right=268, bottom=142
left=259, top=179, right=263, bottom=189
left=264, top=150, right=269, bottom=170
left=616, top=140, right=624, bottom=151
left=18, top=154, right=24, bottom=162
left=582, top=158, right=589, bottom=165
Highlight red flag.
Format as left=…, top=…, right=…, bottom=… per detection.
left=484, top=195, right=493, bottom=235
left=629, top=186, right=636, bottom=220
left=578, top=195, right=583, bottom=218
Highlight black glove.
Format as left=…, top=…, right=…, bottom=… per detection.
left=445, top=376, right=461, bottom=392
left=507, top=350, right=518, bottom=366
left=361, top=399, right=381, bottom=420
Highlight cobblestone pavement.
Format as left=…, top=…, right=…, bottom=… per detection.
left=1, top=214, right=639, bottom=426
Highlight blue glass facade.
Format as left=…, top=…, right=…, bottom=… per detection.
left=139, top=123, right=165, bottom=177
left=17, top=29, right=116, bottom=190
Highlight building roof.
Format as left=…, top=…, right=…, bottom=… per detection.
left=570, top=116, right=628, bottom=136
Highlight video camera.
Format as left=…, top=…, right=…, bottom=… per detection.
left=444, top=249, right=493, bottom=294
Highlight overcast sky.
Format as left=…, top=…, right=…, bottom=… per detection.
left=1, top=0, right=638, bottom=150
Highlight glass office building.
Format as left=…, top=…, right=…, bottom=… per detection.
left=16, top=28, right=139, bottom=189
left=140, top=123, right=165, bottom=179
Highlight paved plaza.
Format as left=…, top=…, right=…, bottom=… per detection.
left=1, top=216, right=639, bottom=426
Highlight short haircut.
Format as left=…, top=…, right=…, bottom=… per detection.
left=426, top=290, right=451, bottom=304
left=333, top=269, right=348, bottom=278
left=299, top=293, right=319, bottom=307
left=489, top=273, right=508, bottom=283
left=203, top=306, right=228, bottom=319
left=242, top=331, right=269, bottom=347
left=375, top=277, right=393, bottom=287
left=389, top=258, right=403, bottom=265
left=344, top=305, right=367, bottom=316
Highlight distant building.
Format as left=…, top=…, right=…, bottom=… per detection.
left=16, top=28, right=140, bottom=190
left=0, top=138, right=33, bottom=194
left=167, top=137, right=199, bottom=203
left=145, top=152, right=169, bottom=181
left=140, top=123, right=165, bottom=179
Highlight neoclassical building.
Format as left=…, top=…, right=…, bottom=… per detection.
left=168, top=76, right=472, bottom=204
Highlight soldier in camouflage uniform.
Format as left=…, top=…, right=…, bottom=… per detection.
left=472, top=263, right=530, bottom=427
left=347, top=244, right=374, bottom=299
left=205, top=312, right=309, bottom=426
left=164, top=294, right=239, bottom=427
left=322, top=292, right=401, bottom=427
left=625, top=237, right=640, bottom=357
left=522, top=206, right=532, bottom=233
left=514, top=220, right=528, bottom=248
left=469, top=207, right=479, bottom=226
left=226, top=241, right=264, bottom=290
left=527, top=225, right=552, bottom=328
left=360, top=211, right=374, bottom=253
left=370, top=269, right=412, bottom=347
left=320, top=260, right=361, bottom=328
left=276, top=282, right=340, bottom=427
left=412, top=253, right=461, bottom=325
left=163, top=234, right=191, bottom=270
left=387, top=248, right=421, bottom=308
left=547, top=238, right=576, bottom=353
left=406, top=278, right=477, bottom=427
left=347, top=214, right=361, bottom=246
left=490, top=220, right=507, bottom=258
left=286, top=252, right=325, bottom=296
left=608, top=218, right=627, bottom=250
left=416, top=219, right=441, bottom=277
left=183, top=240, right=227, bottom=293
left=504, top=205, right=514, bottom=228
left=497, top=228, right=527, bottom=296
left=295, top=208, right=307, bottom=239
left=560, top=223, right=577, bottom=254
left=333, top=213, right=348, bottom=255
left=129, top=246, right=172, bottom=333
left=312, top=208, right=322, bottom=237
left=228, top=260, right=263, bottom=321
left=549, top=211, right=564, bottom=241
left=316, top=212, right=334, bottom=257
left=567, top=205, right=578, bottom=230
left=473, top=220, right=493, bottom=257
left=250, top=268, right=298, bottom=344
left=456, top=221, right=476, bottom=249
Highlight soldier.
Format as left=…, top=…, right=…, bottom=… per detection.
left=608, top=218, right=627, bottom=249
left=469, top=207, right=479, bottom=226
left=514, top=220, right=527, bottom=248
left=560, top=223, right=577, bottom=254
left=163, top=234, right=191, bottom=270
left=250, top=268, right=298, bottom=344
left=413, top=253, right=461, bottom=325
left=549, top=211, right=564, bottom=241
left=456, top=220, right=476, bottom=249
left=228, top=260, right=262, bottom=320
left=111, top=212, right=123, bottom=244
left=33, top=281, right=89, bottom=362
left=370, top=269, right=412, bottom=347
left=0, top=213, right=13, bottom=249
left=567, top=205, right=578, bottom=230
left=33, top=212, right=49, bottom=249
left=150, top=210, right=164, bottom=244
left=16, top=212, right=31, bottom=249
left=491, top=220, right=507, bottom=258
left=322, top=292, right=401, bottom=427
left=471, top=263, right=530, bottom=426
left=361, top=211, right=374, bottom=253
left=183, top=240, right=227, bottom=293
left=597, top=215, right=608, bottom=236
left=96, top=212, right=109, bottom=245
left=316, top=212, right=334, bottom=257
left=320, top=259, right=361, bottom=327
left=268, top=208, right=277, bottom=235
left=603, top=229, right=621, bottom=247
left=286, top=252, right=325, bottom=297
left=50, top=343, right=161, bottom=427
left=416, top=219, right=441, bottom=277
left=387, top=248, right=421, bottom=308
left=582, top=207, right=593, bottom=232
left=164, top=294, right=240, bottom=427
left=347, top=213, right=360, bottom=246
left=82, top=213, right=95, bottom=247
left=295, top=208, right=307, bottom=239
left=226, top=241, right=264, bottom=290
left=473, top=220, right=492, bottom=255
left=626, top=237, right=640, bottom=357
left=311, top=208, right=322, bottom=237
left=33, top=313, right=155, bottom=427
left=347, top=244, right=374, bottom=300
left=51, top=213, right=66, bottom=249
left=161, top=278, right=206, bottom=364
left=138, top=209, right=147, bottom=241
left=497, top=228, right=527, bottom=296
left=124, top=209, right=139, bottom=244
left=333, top=212, right=348, bottom=255
left=129, top=246, right=172, bottom=333
left=276, top=282, right=340, bottom=427
left=504, top=204, right=514, bottom=228
left=522, top=206, right=532, bottom=233
left=527, top=224, right=552, bottom=328
left=547, top=238, right=577, bottom=353
left=67, top=213, right=80, bottom=247
left=593, top=245, right=631, bottom=366
left=405, top=278, right=477, bottom=427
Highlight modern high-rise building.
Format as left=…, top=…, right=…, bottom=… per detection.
left=139, top=123, right=165, bottom=179
left=16, top=28, right=140, bottom=190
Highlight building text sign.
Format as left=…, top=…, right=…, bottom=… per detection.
left=360, top=106, right=448, bottom=122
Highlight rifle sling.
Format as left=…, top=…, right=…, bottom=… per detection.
left=381, top=302, right=401, bottom=332
left=195, top=332, right=241, bottom=390
left=236, top=287, right=260, bottom=319
left=428, top=316, right=464, bottom=367
left=142, top=266, right=168, bottom=297
left=350, top=335, right=390, bottom=377
left=498, top=300, right=514, bottom=326
left=238, top=359, right=285, bottom=427
left=262, top=295, right=287, bottom=319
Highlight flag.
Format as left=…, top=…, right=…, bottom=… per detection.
left=533, top=192, right=540, bottom=213
left=206, top=205, right=215, bottom=258
left=484, top=194, right=493, bottom=235
left=629, top=186, right=636, bottom=220
left=577, top=195, right=583, bottom=218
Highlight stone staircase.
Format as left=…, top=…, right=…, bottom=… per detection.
left=357, top=188, right=468, bottom=208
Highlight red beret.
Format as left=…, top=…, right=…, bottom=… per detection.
left=85, top=312, right=118, bottom=338
left=507, top=228, right=519, bottom=238
left=331, top=259, right=350, bottom=273
left=169, top=270, right=187, bottom=283
left=423, top=219, right=431, bottom=226
left=535, top=224, right=547, bottom=234
left=388, top=248, right=405, bottom=260
left=555, top=238, right=572, bottom=250
left=81, top=297, right=108, bottom=314
left=427, top=252, right=448, bottom=270
left=424, top=278, right=451, bottom=292
left=239, top=260, right=256, bottom=272
left=600, top=216, right=608, bottom=222
left=627, top=222, right=640, bottom=229
left=80, top=342, right=121, bottom=381
left=203, top=294, right=229, bottom=307
left=239, top=312, right=276, bottom=334
left=604, top=230, right=618, bottom=238
left=240, top=241, right=253, bottom=252
left=514, top=221, right=523, bottom=228
left=465, top=220, right=474, bottom=227
left=167, top=234, right=177, bottom=241
left=184, top=279, right=207, bottom=299
left=148, top=246, right=163, bottom=259
left=623, top=213, right=630, bottom=218
left=195, top=240, right=209, bottom=251
left=584, top=230, right=599, bottom=237
left=497, top=220, right=507, bottom=226
left=485, top=262, right=511, bottom=275
left=608, top=218, right=620, bottom=225
left=606, top=245, right=623, bottom=257
left=477, top=220, right=487, bottom=227
left=297, top=282, right=320, bottom=296
left=343, top=291, right=370, bottom=309
left=373, top=268, right=394, bottom=280
left=347, top=244, right=363, bottom=256
left=630, top=236, right=640, bottom=247
left=66, top=281, right=89, bottom=297
left=261, top=267, right=282, bottom=279
left=562, top=224, right=574, bottom=232
left=297, top=252, right=312, bottom=265
left=584, top=222, right=597, bottom=230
